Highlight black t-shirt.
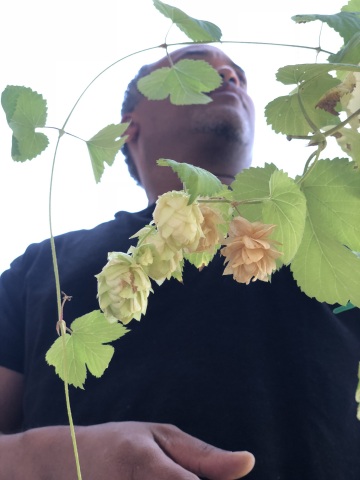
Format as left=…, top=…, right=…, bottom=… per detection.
left=1, top=205, right=360, bottom=479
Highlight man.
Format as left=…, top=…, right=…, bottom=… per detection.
left=0, top=45, right=359, bottom=479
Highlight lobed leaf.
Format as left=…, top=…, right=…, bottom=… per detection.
left=299, top=159, right=360, bottom=251
left=137, top=59, right=222, bottom=105
left=157, top=158, right=224, bottom=203
left=185, top=249, right=218, bottom=269
left=265, top=72, right=340, bottom=136
left=342, top=0, right=360, bottom=12
left=290, top=216, right=360, bottom=307
left=231, top=165, right=306, bottom=264
left=152, top=0, right=221, bottom=42
left=276, top=63, right=360, bottom=85
left=291, top=159, right=360, bottom=307
left=292, top=12, right=360, bottom=44
left=46, top=310, right=128, bottom=389
left=86, top=122, right=129, bottom=183
left=1, top=85, right=49, bottom=161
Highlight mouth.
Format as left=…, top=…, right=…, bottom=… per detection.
left=209, top=83, right=244, bottom=103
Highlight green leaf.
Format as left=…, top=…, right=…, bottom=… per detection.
left=299, top=159, right=360, bottom=251
left=153, top=0, right=221, bottom=42
left=137, top=59, right=222, bottom=105
left=157, top=158, right=224, bottom=203
left=292, top=12, right=360, bottom=44
left=336, top=128, right=360, bottom=168
left=46, top=310, right=128, bottom=389
left=231, top=165, right=306, bottom=264
left=329, top=32, right=360, bottom=64
left=291, top=159, right=360, bottom=307
left=265, top=72, right=340, bottom=136
left=276, top=63, right=360, bottom=85
left=291, top=216, right=360, bottom=307
left=86, top=123, right=129, bottom=183
left=342, top=0, right=360, bottom=12
left=1, top=85, right=49, bottom=161
left=185, top=249, right=218, bottom=269
left=231, top=163, right=277, bottom=221
left=333, top=302, right=356, bottom=314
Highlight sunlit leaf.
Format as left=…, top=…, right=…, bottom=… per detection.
left=265, top=72, right=340, bottom=135
left=185, top=249, right=218, bottom=269
left=291, top=159, right=360, bottom=307
left=336, top=128, right=360, bottom=167
left=232, top=165, right=306, bottom=264
left=299, top=159, right=360, bottom=251
left=46, top=310, right=128, bottom=389
left=292, top=12, right=360, bottom=44
left=342, top=0, right=360, bottom=12
left=153, top=0, right=221, bottom=42
left=137, top=59, right=222, bottom=105
left=276, top=63, right=360, bottom=85
left=157, top=159, right=224, bottom=203
left=291, top=216, right=360, bottom=307
left=1, top=85, right=49, bottom=161
left=86, top=123, right=129, bottom=183
left=329, top=32, right=360, bottom=63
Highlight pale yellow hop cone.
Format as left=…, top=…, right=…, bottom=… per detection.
left=153, top=191, right=204, bottom=252
left=96, top=252, right=152, bottom=324
left=221, top=216, right=282, bottom=285
left=195, top=204, right=226, bottom=254
left=131, top=225, right=183, bottom=285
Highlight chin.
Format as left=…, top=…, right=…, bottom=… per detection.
left=192, top=107, right=254, bottom=146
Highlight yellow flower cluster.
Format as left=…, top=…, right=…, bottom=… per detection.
left=97, top=191, right=225, bottom=324
left=97, top=190, right=282, bottom=325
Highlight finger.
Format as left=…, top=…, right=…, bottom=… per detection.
left=152, top=424, right=255, bottom=480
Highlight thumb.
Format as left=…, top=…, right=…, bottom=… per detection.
left=152, top=424, right=255, bottom=479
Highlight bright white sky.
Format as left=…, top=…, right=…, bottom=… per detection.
left=0, top=0, right=347, bottom=273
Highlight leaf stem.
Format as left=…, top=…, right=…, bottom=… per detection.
left=165, top=40, right=333, bottom=56
left=297, top=146, right=322, bottom=185
left=323, top=106, right=360, bottom=137
left=48, top=133, right=82, bottom=480
left=59, top=320, right=82, bottom=480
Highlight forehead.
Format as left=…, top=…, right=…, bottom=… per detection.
left=150, top=45, right=245, bottom=77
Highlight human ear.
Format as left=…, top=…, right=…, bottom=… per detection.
left=121, top=113, right=139, bottom=144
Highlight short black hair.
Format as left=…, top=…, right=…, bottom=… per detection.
left=121, top=64, right=152, bottom=185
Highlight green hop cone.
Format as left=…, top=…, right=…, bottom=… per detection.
left=96, top=252, right=152, bottom=324
left=131, top=226, right=183, bottom=285
left=153, top=191, right=204, bottom=252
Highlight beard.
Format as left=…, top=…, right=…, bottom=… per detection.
left=191, top=105, right=253, bottom=146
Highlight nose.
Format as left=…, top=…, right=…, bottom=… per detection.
left=218, top=66, right=240, bottom=86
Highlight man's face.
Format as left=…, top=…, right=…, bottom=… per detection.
left=126, top=45, right=255, bottom=191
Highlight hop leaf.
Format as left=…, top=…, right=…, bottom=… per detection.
left=86, top=122, right=129, bottom=183
left=291, top=159, right=360, bottom=307
left=157, top=159, right=224, bottom=203
left=1, top=85, right=49, bottom=161
left=231, top=165, right=307, bottom=265
left=153, top=0, right=222, bottom=42
left=46, top=310, right=128, bottom=389
left=292, top=12, right=360, bottom=44
left=137, top=59, right=222, bottom=105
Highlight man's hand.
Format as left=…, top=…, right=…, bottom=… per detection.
left=4, top=421, right=255, bottom=479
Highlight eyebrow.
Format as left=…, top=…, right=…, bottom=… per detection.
left=176, top=48, right=246, bottom=80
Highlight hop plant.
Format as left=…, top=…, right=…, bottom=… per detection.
left=96, top=252, right=153, bottom=324
left=131, top=225, right=183, bottom=284
left=153, top=191, right=204, bottom=252
left=194, top=203, right=226, bottom=255
left=221, top=216, right=282, bottom=284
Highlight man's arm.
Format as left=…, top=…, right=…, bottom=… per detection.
left=0, top=368, right=254, bottom=479
left=0, top=366, right=23, bottom=433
